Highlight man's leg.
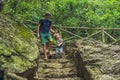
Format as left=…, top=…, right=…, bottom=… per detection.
left=43, top=44, right=47, bottom=59
left=40, top=32, right=48, bottom=59
left=47, top=33, right=52, bottom=55
left=48, top=40, right=52, bottom=55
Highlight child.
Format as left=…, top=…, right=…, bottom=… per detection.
left=53, top=32, right=63, bottom=58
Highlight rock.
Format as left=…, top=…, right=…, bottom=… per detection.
left=109, top=45, right=120, bottom=53
left=37, top=77, right=81, bottom=80
left=95, top=74, right=116, bottom=80
left=0, top=15, right=39, bottom=73
left=64, top=39, right=120, bottom=80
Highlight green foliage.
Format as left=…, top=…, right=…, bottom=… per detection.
left=2, top=0, right=120, bottom=42
left=3, top=0, right=120, bottom=28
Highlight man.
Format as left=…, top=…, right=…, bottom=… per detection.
left=37, top=13, right=54, bottom=59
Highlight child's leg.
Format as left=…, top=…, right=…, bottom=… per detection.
left=60, top=47, right=63, bottom=53
left=56, top=47, right=60, bottom=57
left=59, top=47, right=63, bottom=58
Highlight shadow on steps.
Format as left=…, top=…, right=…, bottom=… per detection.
left=74, top=52, right=93, bottom=80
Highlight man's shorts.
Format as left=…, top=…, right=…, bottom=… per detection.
left=40, top=32, right=52, bottom=45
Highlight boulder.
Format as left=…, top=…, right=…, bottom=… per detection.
left=0, top=14, right=39, bottom=74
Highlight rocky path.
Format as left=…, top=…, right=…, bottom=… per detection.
left=35, top=53, right=81, bottom=80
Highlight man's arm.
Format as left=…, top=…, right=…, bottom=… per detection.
left=50, top=25, right=55, bottom=33
left=37, top=24, right=40, bottom=38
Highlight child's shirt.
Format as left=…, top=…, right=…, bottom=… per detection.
left=56, top=38, right=63, bottom=47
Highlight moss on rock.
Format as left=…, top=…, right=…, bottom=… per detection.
left=0, top=15, right=39, bottom=73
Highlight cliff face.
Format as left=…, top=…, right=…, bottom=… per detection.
left=0, top=15, right=39, bottom=73
left=65, top=39, right=120, bottom=80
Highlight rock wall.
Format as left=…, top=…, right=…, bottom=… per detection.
left=65, top=39, right=120, bottom=80
left=0, top=14, right=39, bottom=74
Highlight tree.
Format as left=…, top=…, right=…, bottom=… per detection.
left=0, top=0, right=4, bottom=12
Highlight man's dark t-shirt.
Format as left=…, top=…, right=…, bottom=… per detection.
left=39, top=19, right=52, bottom=33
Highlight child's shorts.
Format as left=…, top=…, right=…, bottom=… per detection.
left=56, top=47, right=63, bottom=54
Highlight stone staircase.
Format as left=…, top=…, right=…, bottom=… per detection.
left=35, top=52, right=81, bottom=80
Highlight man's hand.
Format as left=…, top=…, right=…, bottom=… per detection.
left=37, top=34, right=40, bottom=39
left=37, top=35, right=40, bottom=43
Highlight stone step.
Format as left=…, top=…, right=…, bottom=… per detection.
left=37, top=52, right=78, bottom=80
left=39, top=53, right=69, bottom=59
left=39, top=62, right=75, bottom=69
left=37, top=77, right=81, bottom=80
left=37, top=67, right=76, bottom=74
left=39, top=58, right=71, bottom=63
left=38, top=72, right=77, bottom=78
